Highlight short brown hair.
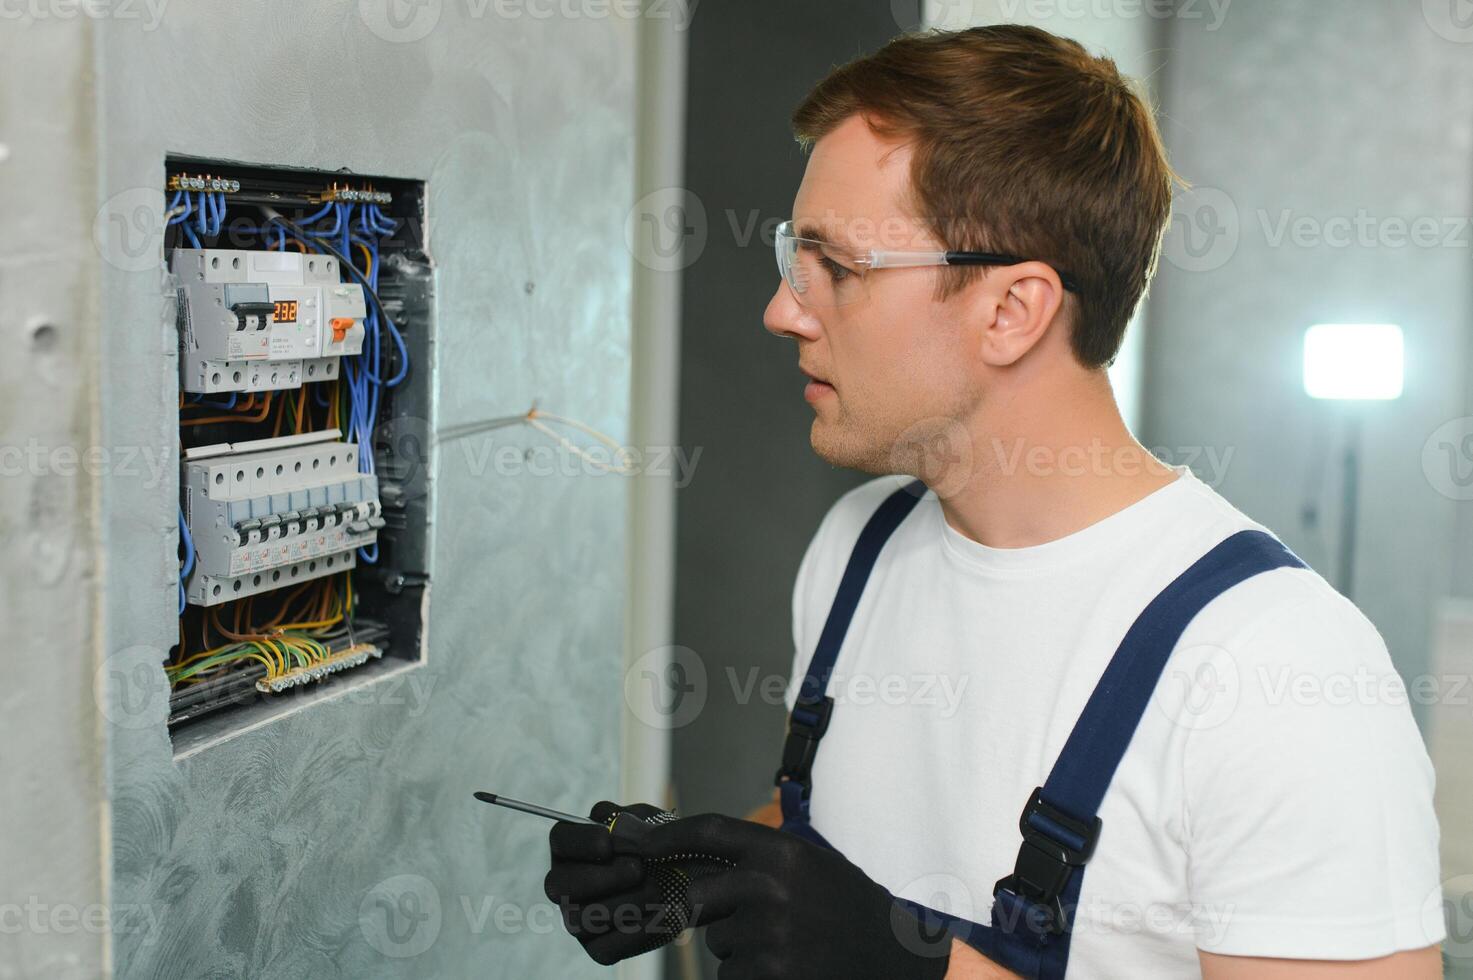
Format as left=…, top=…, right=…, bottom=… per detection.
left=792, top=25, right=1176, bottom=369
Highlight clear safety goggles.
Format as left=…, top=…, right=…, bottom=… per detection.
left=774, top=219, right=1080, bottom=309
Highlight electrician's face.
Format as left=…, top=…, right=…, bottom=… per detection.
left=763, top=115, right=982, bottom=476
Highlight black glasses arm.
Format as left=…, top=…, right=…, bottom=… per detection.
left=944, top=251, right=1081, bottom=294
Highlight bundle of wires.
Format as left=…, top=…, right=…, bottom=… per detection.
left=166, top=190, right=228, bottom=248
left=265, top=201, right=410, bottom=564
left=168, top=574, right=353, bottom=687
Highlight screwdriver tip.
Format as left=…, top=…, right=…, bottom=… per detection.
left=473, top=791, right=496, bottom=805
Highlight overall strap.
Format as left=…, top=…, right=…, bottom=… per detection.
left=775, top=479, right=928, bottom=815
left=990, top=529, right=1307, bottom=977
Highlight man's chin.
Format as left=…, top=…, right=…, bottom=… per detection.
left=809, top=419, right=890, bottom=476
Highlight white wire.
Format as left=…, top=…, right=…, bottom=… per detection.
left=523, top=411, right=637, bottom=475
left=434, top=404, right=637, bottom=475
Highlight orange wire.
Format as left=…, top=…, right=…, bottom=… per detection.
left=182, top=391, right=273, bottom=426
left=180, top=391, right=257, bottom=415
left=262, top=580, right=322, bottom=629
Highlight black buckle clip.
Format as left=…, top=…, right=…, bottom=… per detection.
left=992, top=787, right=1102, bottom=936
left=772, top=696, right=834, bottom=787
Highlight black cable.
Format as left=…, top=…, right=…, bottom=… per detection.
left=262, top=213, right=394, bottom=330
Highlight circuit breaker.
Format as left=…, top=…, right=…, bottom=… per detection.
left=173, top=248, right=369, bottom=394
left=182, top=430, right=385, bottom=606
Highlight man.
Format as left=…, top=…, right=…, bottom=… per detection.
left=545, top=25, right=1445, bottom=979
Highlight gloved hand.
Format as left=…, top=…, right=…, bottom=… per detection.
left=636, top=812, right=954, bottom=980
left=543, top=801, right=731, bottom=965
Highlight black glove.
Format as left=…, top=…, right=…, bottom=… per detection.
left=636, top=813, right=954, bottom=980
left=543, top=801, right=731, bottom=965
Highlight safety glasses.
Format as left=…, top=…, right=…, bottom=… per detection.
left=774, top=219, right=1081, bottom=309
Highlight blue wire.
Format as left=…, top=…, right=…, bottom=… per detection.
left=369, top=204, right=397, bottom=236
left=178, top=508, right=195, bottom=613
left=269, top=213, right=412, bottom=481
left=300, top=201, right=334, bottom=225
left=358, top=542, right=379, bottom=564
left=209, top=192, right=225, bottom=236
left=168, top=193, right=191, bottom=226
left=194, top=192, right=207, bottom=234
left=182, top=223, right=201, bottom=248
left=347, top=230, right=408, bottom=388
left=193, top=391, right=237, bottom=410
left=303, top=204, right=343, bottom=239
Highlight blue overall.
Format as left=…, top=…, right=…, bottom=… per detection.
left=775, top=480, right=1306, bottom=978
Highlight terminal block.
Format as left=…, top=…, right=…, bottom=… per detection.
left=173, top=248, right=368, bottom=395
left=182, top=430, right=386, bottom=606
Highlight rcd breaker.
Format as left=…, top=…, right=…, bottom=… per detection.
left=173, top=248, right=369, bottom=395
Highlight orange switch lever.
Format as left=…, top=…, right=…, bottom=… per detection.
left=330, top=317, right=354, bottom=343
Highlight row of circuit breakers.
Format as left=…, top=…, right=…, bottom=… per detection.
left=176, top=247, right=383, bottom=607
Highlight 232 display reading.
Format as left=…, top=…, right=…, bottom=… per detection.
left=272, top=300, right=298, bottom=323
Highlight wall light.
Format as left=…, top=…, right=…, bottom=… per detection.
left=1300, top=323, right=1404, bottom=601
left=1302, top=323, right=1405, bottom=401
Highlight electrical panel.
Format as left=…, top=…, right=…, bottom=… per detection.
left=173, top=248, right=368, bottom=394
left=165, top=157, right=433, bottom=738
left=181, top=430, right=383, bottom=606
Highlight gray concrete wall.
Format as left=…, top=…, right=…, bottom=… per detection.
left=0, top=18, right=107, bottom=980
left=1143, top=0, right=1473, bottom=719
left=4, top=4, right=638, bottom=978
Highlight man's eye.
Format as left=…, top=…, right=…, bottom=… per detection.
left=820, top=255, right=854, bottom=282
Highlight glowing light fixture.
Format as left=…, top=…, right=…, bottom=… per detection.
left=1302, top=323, right=1404, bottom=401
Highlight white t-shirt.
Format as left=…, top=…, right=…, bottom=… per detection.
left=784, top=469, right=1444, bottom=977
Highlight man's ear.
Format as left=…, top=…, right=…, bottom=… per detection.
left=969, top=261, right=1067, bottom=367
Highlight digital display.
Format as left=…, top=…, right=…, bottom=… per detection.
left=273, top=300, right=298, bottom=323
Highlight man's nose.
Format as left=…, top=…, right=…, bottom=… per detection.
left=763, top=280, right=823, bottom=341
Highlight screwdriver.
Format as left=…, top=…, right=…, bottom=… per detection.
left=473, top=791, right=601, bottom=826
left=474, top=790, right=661, bottom=843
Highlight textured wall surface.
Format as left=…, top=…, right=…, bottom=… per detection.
left=1144, top=0, right=1473, bottom=716
left=76, top=4, right=636, bottom=978
left=0, top=19, right=106, bottom=980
